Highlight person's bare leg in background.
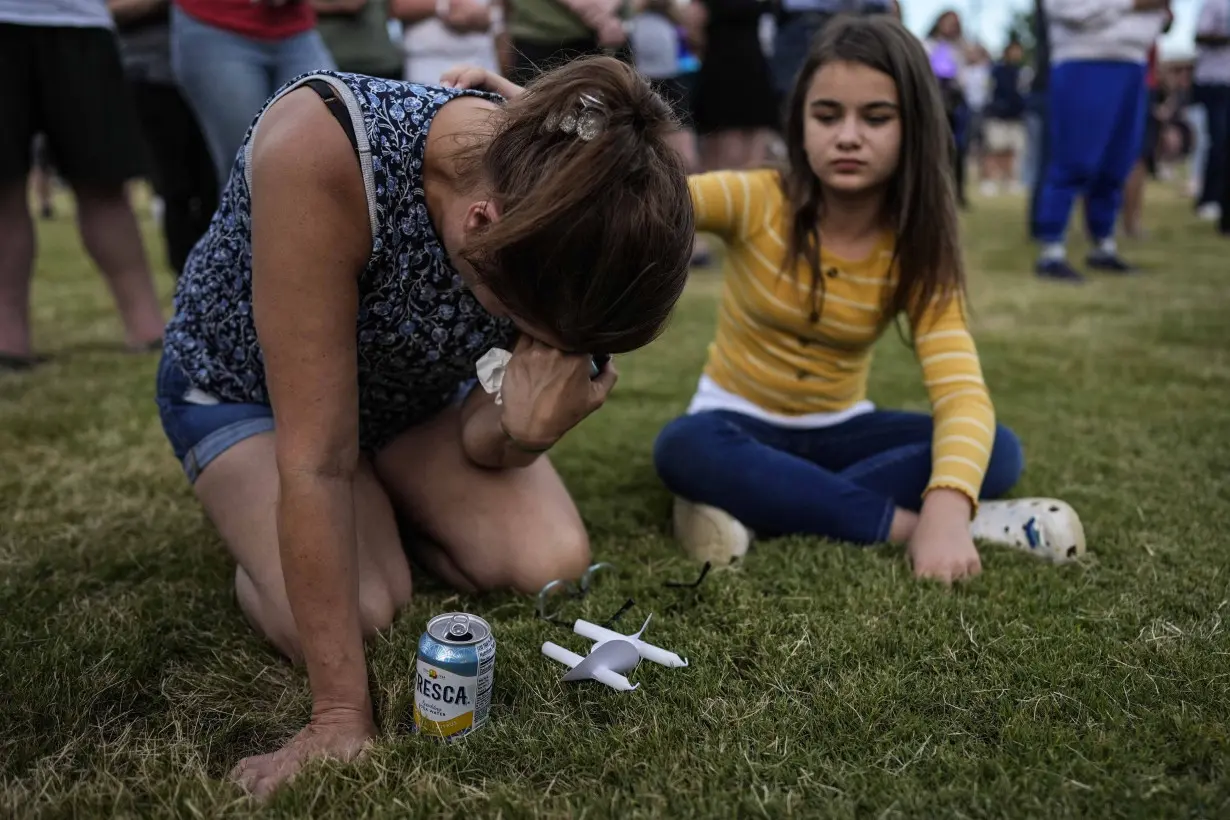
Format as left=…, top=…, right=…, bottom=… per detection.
left=0, top=181, right=163, bottom=361
left=1121, top=160, right=1147, bottom=238
left=0, top=180, right=37, bottom=360
left=73, top=182, right=165, bottom=349
left=0, top=22, right=166, bottom=363
left=31, top=168, right=55, bottom=218
left=666, top=128, right=713, bottom=265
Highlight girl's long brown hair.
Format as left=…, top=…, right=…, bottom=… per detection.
left=780, top=15, right=965, bottom=333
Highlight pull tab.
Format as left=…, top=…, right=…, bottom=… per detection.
left=447, top=615, right=472, bottom=641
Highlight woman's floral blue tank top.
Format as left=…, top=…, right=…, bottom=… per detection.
left=164, top=72, right=515, bottom=451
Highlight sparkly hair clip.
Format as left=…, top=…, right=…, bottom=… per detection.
left=543, top=92, right=606, bottom=142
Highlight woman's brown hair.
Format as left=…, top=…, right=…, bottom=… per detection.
left=461, top=56, right=694, bottom=354
left=780, top=15, right=965, bottom=333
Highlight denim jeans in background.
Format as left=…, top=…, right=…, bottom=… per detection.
left=170, top=5, right=337, bottom=186
left=1193, top=84, right=1230, bottom=209
left=653, top=409, right=1024, bottom=545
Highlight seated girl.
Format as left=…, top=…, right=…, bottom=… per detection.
left=650, top=16, right=1086, bottom=580
left=157, top=58, right=693, bottom=796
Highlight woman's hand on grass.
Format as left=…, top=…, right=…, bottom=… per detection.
left=229, top=706, right=376, bottom=800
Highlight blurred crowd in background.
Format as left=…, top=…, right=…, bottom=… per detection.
left=3, top=0, right=1229, bottom=369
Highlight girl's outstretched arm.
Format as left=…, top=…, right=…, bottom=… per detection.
left=688, top=170, right=774, bottom=246
left=913, top=294, right=996, bottom=509
left=906, top=294, right=998, bottom=584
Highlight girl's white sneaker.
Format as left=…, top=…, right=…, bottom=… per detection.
left=971, top=498, right=1087, bottom=563
left=672, top=498, right=751, bottom=566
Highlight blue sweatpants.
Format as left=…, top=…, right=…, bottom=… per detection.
left=1035, top=61, right=1147, bottom=244
left=653, top=410, right=1025, bottom=545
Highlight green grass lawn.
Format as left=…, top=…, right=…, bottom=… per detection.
left=3, top=184, right=1229, bottom=818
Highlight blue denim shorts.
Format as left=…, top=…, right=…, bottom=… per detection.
left=155, top=352, right=274, bottom=483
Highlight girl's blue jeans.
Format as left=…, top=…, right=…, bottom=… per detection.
left=653, top=409, right=1024, bottom=545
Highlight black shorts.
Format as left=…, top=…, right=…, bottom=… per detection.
left=0, top=23, right=146, bottom=186
left=649, top=76, right=694, bottom=129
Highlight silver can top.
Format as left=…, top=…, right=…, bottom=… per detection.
left=427, top=612, right=491, bottom=645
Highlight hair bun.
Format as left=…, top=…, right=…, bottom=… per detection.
left=522, top=56, right=679, bottom=143
left=630, top=85, right=677, bottom=136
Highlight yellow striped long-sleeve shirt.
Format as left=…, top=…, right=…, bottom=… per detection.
left=689, top=169, right=996, bottom=508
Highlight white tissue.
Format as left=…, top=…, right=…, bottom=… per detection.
left=476, top=347, right=513, bottom=405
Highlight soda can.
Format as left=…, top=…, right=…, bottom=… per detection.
left=414, top=612, right=495, bottom=741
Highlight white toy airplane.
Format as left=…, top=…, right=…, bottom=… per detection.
left=574, top=614, right=689, bottom=668
left=541, top=614, right=689, bottom=692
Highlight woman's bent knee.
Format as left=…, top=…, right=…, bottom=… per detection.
left=506, top=524, right=592, bottom=594
left=358, top=589, right=397, bottom=639
left=235, top=566, right=304, bottom=663
left=234, top=565, right=412, bottom=662
left=462, top=521, right=591, bottom=595
left=359, top=562, right=413, bottom=637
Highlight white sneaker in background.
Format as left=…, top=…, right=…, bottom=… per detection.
left=1196, top=203, right=1221, bottom=222
left=971, top=498, right=1087, bottom=563
left=979, top=179, right=1000, bottom=197
left=672, top=498, right=751, bottom=566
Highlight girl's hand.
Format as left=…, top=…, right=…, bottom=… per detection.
left=906, top=489, right=982, bottom=584
left=498, top=335, right=616, bottom=450
left=438, top=65, right=525, bottom=99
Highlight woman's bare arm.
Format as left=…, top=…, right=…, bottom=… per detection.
left=249, top=88, right=374, bottom=717
left=459, top=387, right=547, bottom=469
left=459, top=337, right=619, bottom=469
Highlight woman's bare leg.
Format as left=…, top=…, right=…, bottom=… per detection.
left=373, top=403, right=591, bottom=595
left=192, top=432, right=413, bottom=662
